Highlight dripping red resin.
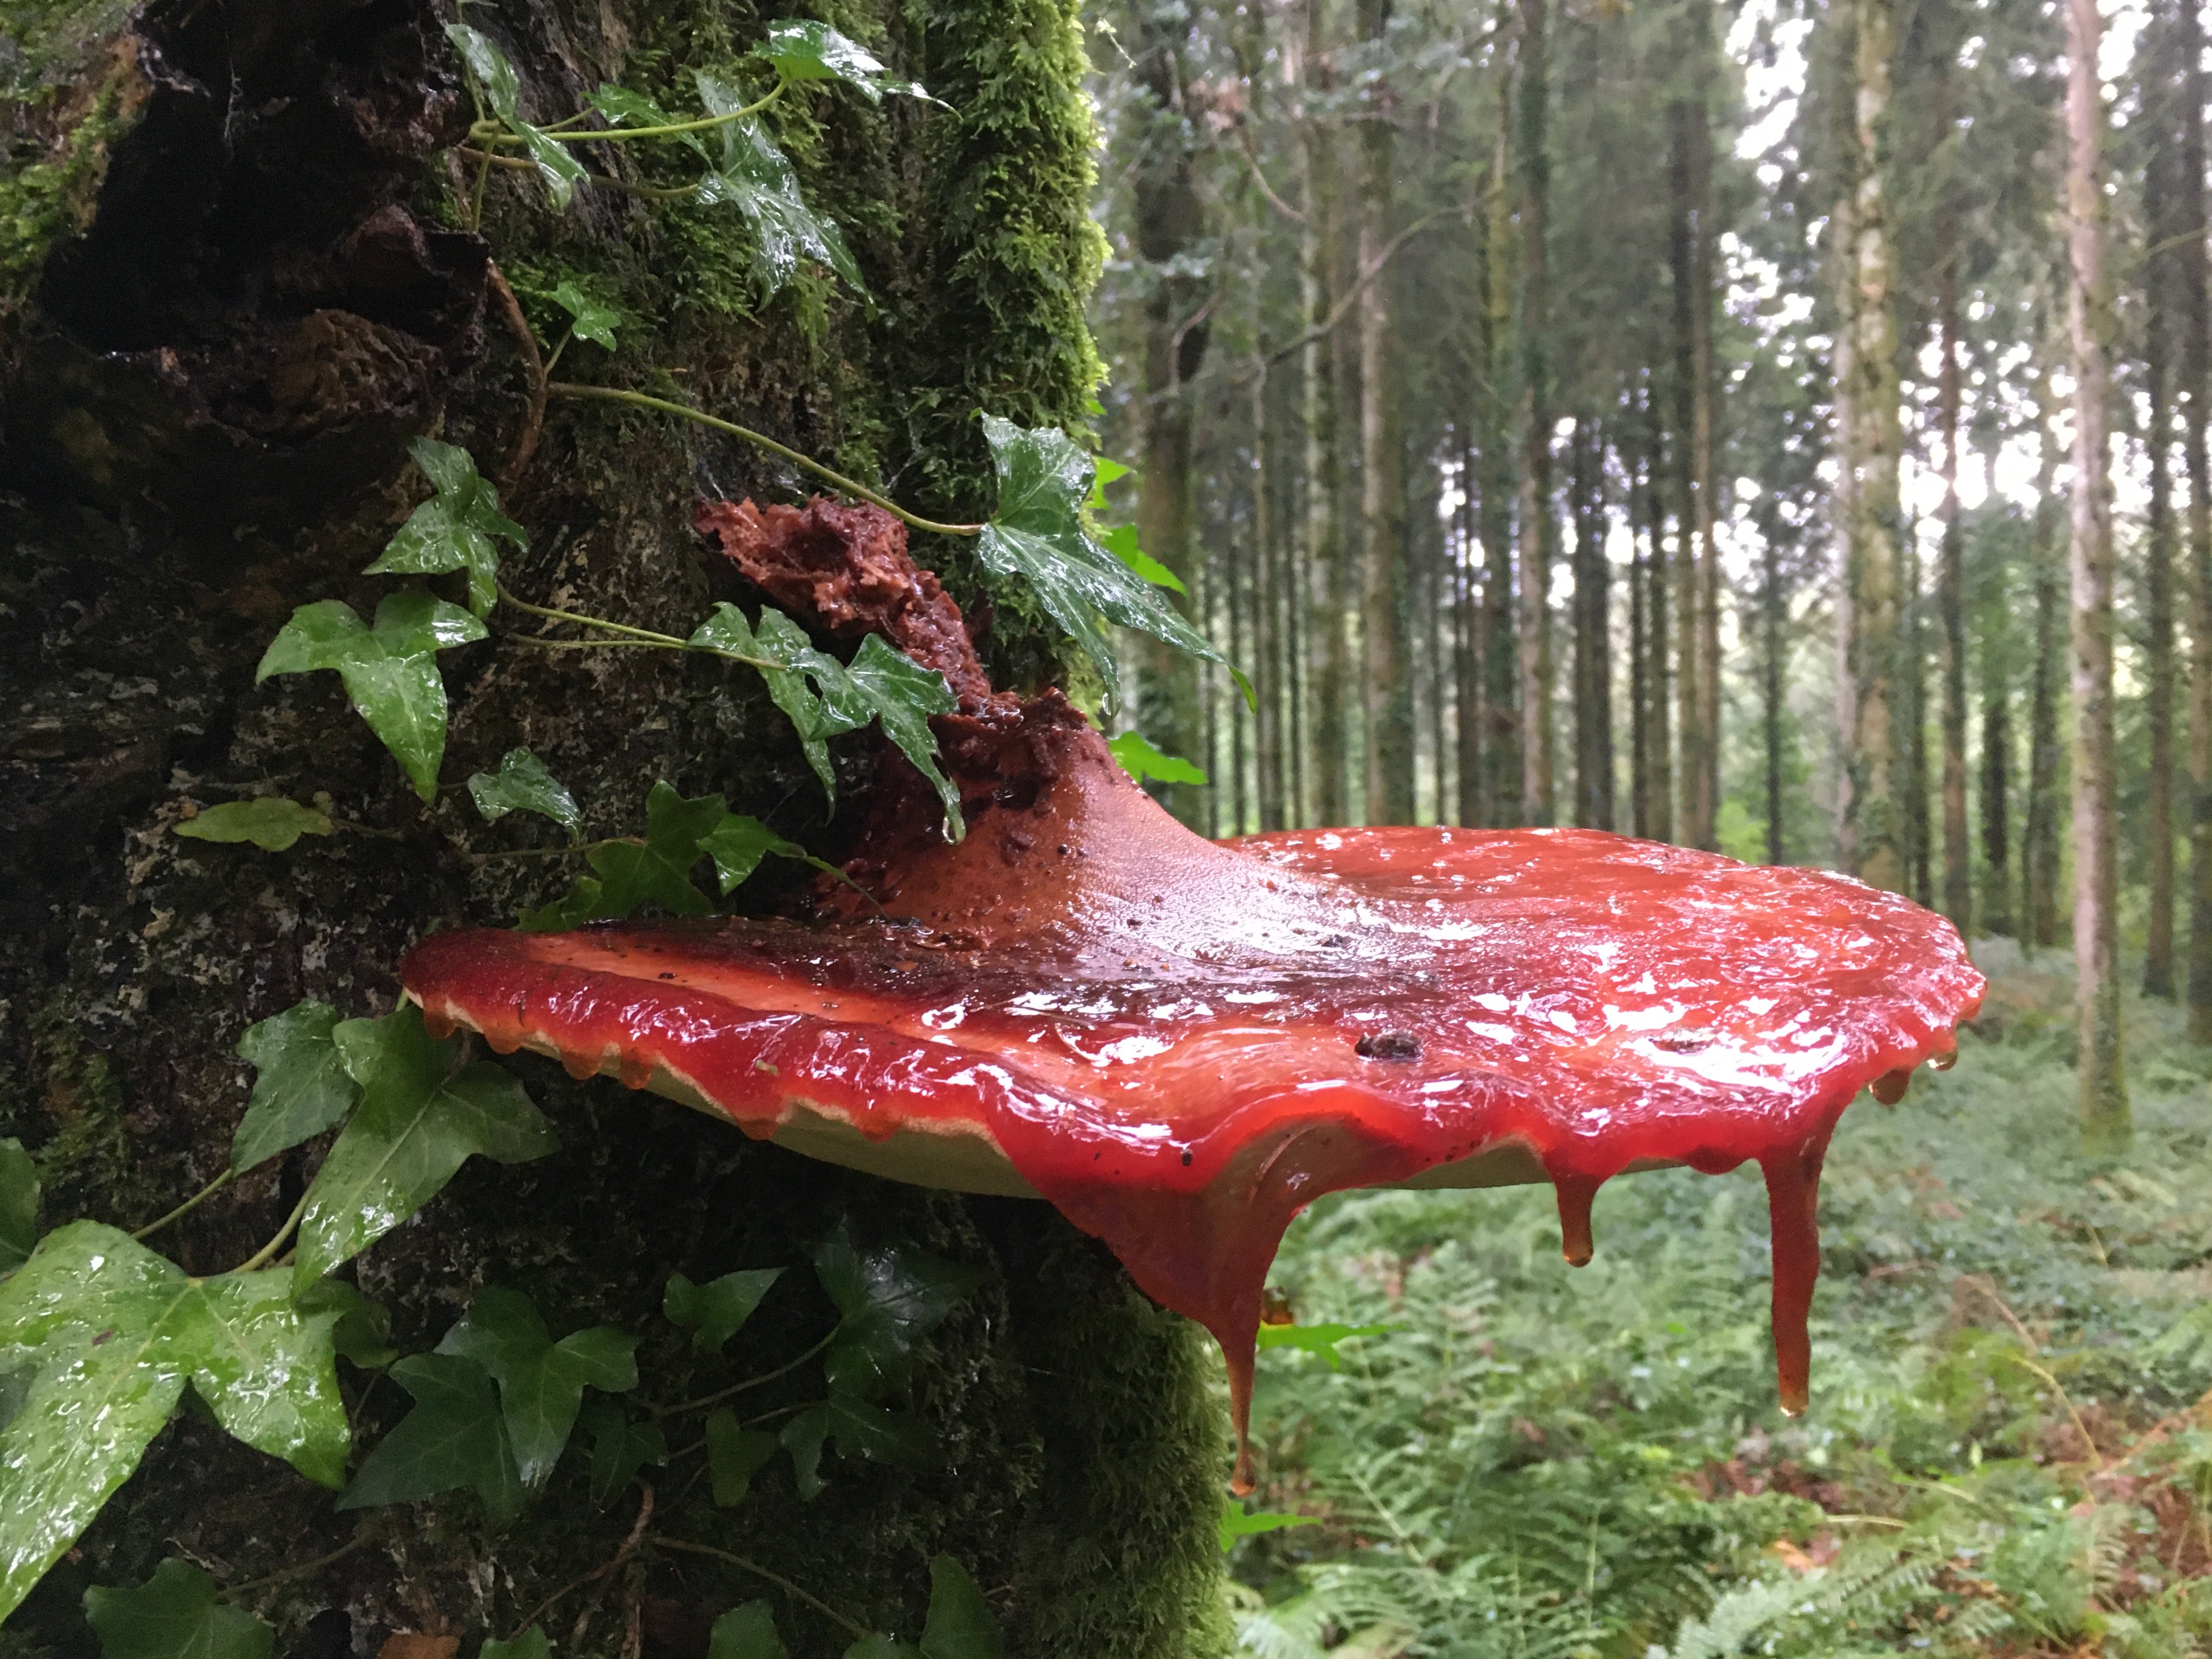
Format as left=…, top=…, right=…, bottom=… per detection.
left=404, top=496, right=1984, bottom=1493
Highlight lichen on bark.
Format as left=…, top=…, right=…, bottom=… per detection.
left=0, top=1, right=1227, bottom=1654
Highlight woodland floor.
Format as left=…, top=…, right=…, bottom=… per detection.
left=1231, top=940, right=2212, bottom=1659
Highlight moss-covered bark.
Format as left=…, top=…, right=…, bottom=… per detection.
left=0, top=1, right=1227, bottom=1654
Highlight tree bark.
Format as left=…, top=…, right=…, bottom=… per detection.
left=1516, top=0, right=1555, bottom=828
left=2025, top=396, right=2066, bottom=953
left=2146, top=224, right=2179, bottom=997
left=0, top=3, right=1229, bottom=1654
left=1253, top=359, right=1289, bottom=831
left=1481, top=80, right=1522, bottom=827
left=1764, top=532, right=1787, bottom=864
left=2064, top=0, right=2130, bottom=1146
left=1301, top=2, right=1352, bottom=828
left=1629, top=415, right=1654, bottom=838
left=1937, top=262, right=1973, bottom=938
left=1642, top=380, right=1675, bottom=843
left=1572, top=416, right=1612, bottom=828
left=2177, top=0, right=2212, bottom=1040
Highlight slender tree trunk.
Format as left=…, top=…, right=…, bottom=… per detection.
left=1841, top=0, right=1907, bottom=894
left=1630, top=419, right=1654, bottom=838
left=1357, top=0, right=1412, bottom=823
left=1937, top=263, right=1973, bottom=937
left=1252, top=360, right=1288, bottom=831
left=1643, top=381, right=1675, bottom=842
left=2178, top=0, right=2212, bottom=1040
left=1688, top=68, right=1722, bottom=852
left=2147, top=262, right=2178, bottom=995
left=1481, top=84, right=1521, bottom=825
left=2025, top=401, right=2065, bottom=952
left=1300, top=6, right=1350, bottom=826
left=1516, top=0, right=1555, bottom=827
left=2065, top=0, right=2129, bottom=1146
left=1980, top=610, right=2015, bottom=936
left=1668, top=100, right=1707, bottom=852
left=1904, top=500, right=1933, bottom=908
left=1572, top=417, right=1613, bottom=827
left=1456, top=419, right=1484, bottom=824
left=1764, top=534, right=1787, bottom=864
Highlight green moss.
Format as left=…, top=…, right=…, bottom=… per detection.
left=5, top=1005, right=165, bottom=1232
left=0, top=64, right=134, bottom=315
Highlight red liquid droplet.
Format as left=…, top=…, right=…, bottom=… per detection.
left=421, top=1008, right=458, bottom=1041
left=1760, top=1128, right=1833, bottom=1417
left=1871, top=1067, right=1912, bottom=1105
left=1553, top=1171, right=1600, bottom=1267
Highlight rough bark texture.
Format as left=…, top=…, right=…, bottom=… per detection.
left=1570, top=416, right=1610, bottom=830
left=2024, top=402, right=2065, bottom=954
left=1514, top=0, right=1553, bottom=830
left=0, top=3, right=1230, bottom=1656
left=1300, top=2, right=1350, bottom=830
left=2177, top=0, right=2212, bottom=1042
left=1937, top=268, right=1972, bottom=941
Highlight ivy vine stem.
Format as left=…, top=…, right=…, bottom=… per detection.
left=131, top=1170, right=236, bottom=1244
left=234, top=1189, right=314, bottom=1276
left=478, top=80, right=785, bottom=146
left=221, top=1530, right=374, bottom=1603
left=546, top=383, right=986, bottom=538
left=494, top=583, right=689, bottom=647
left=645, top=1538, right=867, bottom=1641
left=646, top=1329, right=837, bottom=1420
left=455, top=147, right=701, bottom=201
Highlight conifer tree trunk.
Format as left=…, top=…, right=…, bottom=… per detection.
left=1456, top=414, right=1485, bottom=824
left=1254, top=360, right=1289, bottom=831
left=1481, top=80, right=1522, bottom=825
left=1840, top=0, right=1908, bottom=895
left=2177, top=0, right=2212, bottom=1040
left=1937, top=264, right=1973, bottom=938
left=1516, top=0, right=1555, bottom=828
left=1981, top=630, right=2015, bottom=936
left=1904, top=502, right=1933, bottom=909
left=1300, top=3, right=1351, bottom=827
left=2064, top=0, right=2130, bottom=1145
left=1642, top=383, right=1676, bottom=842
left=2025, top=401, right=2067, bottom=952
left=1572, top=416, right=1613, bottom=827
left=1688, top=61, right=1723, bottom=853
left=1668, top=101, right=1708, bottom=851
left=2146, top=243, right=2178, bottom=997
left=1629, top=421, right=1655, bottom=838
left=1764, top=535, right=1788, bottom=864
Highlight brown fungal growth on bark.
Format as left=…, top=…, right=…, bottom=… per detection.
left=405, top=499, right=1985, bottom=1490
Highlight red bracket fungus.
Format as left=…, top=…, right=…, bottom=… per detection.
left=405, top=499, right=1984, bottom=1492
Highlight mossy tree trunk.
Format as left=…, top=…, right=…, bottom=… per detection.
left=0, top=2, right=1228, bottom=1655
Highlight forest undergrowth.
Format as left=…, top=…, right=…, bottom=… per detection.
left=1232, top=941, right=2212, bottom=1659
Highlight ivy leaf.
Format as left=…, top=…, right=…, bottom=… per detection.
left=292, top=1005, right=557, bottom=1296
left=364, top=438, right=527, bottom=618
left=976, top=416, right=1249, bottom=714
left=694, top=74, right=865, bottom=299
left=1254, top=1321, right=1393, bottom=1370
left=846, top=635, right=960, bottom=837
left=0, top=1223, right=349, bottom=1620
left=584, top=780, right=726, bottom=918
left=706, top=1408, right=780, bottom=1506
left=709, top=1602, right=789, bottom=1659
left=695, top=605, right=869, bottom=807
left=548, top=280, right=620, bottom=351
left=447, top=25, right=586, bottom=208
left=665, top=1268, right=784, bottom=1353
left=1218, top=1500, right=1322, bottom=1552
left=517, top=874, right=605, bottom=933
left=481, top=1630, right=551, bottom=1659
left=173, top=799, right=333, bottom=852
left=920, top=1556, right=1003, bottom=1659
left=296, top=1280, right=398, bottom=1369
left=1108, top=732, right=1208, bottom=788
left=780, top=1395, right=933, bottom=1499
left=83, top=1559, right=273, bottom=1659
left=468, top=747, right=582, bottom=837
left=590, top=83, right=708, bottom=156
left=436, top=1285, right=637, bottom=1485
left=337, top=1351, right=524, bottom=1526
left=232, top=1001, right=358, bottom=1174
left=0, top=1138, right=38, bottom=1274
left=843, top=1639, right=922, bottom=1659
left=256, top=594, right=487, bottom=803
left=580, top=1399, right=667, bottom=1506
left=815, top=1222, right=984, bottom=1401
left=701, top=816, right=806, bottom=895
left=753, top=21, right=938, bottom=104
left=1096, top=523, right=1184, bottom=593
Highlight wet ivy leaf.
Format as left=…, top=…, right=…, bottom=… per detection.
left=232, top=1001, right=357, bottom=1173
left=709, top=1601, right=788, bottom=1659
left=694, top=74, right=865, bottom=299
left=779, top=1396, right=932, bottom=1499
left=815, top=1222, right=984, bottom=1400
left=846, top=635, right=960, bottom=837
left=516, top=874, right=604, bottom=932
left=1108, top=731, right=1209, bottom=788
left=437, top=1285, right=637, bottom=1485
left=920, top=1556, right=1003, bottom=1659
left=292, top=1005, right=556, bottom=1295
left=1095, top=523, right=1184, bottom=592
left=590, top=83, right=708, bottom=157
left=580, top=1399, right=666, bottom=1507
left=257, top=593, right=487, bottom=803
left=700, top=816, right=806, bottom=895
left=447, top=25, right=586, bottom=208
left=548, top=280, right=620, bottom=351
left=173, top=799, right=334, bottom=852
left=1217, top=1500, right=1322, bottom=1552
left=0, top=1138, right=37, bottom=1274
left=584, top=781, right=725, bottom=918
left=665, top=1268, right=784, bottom=1353
left=467, top=748, right=582, bottom=837
left=706, top=1408, right=779, bottom=1506
left=295, top=1280, right=398, bottom=1370
left=842, top=1639, right=921, bottom=1659
left=753, top=21, right=936, bottom=104
left=0, top=1223, right=349, bottom=1620
left=364, top=437, right=527, bottom=618
left=480, top=1629, right=551, bottom=1659
left=976, top=417, right=1249, bottom=714
left=1254, top=1321, right=1393, bottom=1370
left=84, top=1559, right=273, bottom=1659
left=337, top=1351, right=523, bottom=1526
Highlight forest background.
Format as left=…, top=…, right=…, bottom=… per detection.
left=1085, top=0, right=2212, bottom=1654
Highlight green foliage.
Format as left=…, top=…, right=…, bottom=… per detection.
left=1252, top=1321, right=1391, bottom=1370
left=548, top=280, right=620, bottom=351
left=255, top=593, right=487, bottom=803
left=172, top=798, right=332, bottom=851
left=754, top=21, right=935, bottom=105
left=666, top=1267, right=784, bottom=1353
left=83, top=1559, right=273, bottom=1659
left=0, top=1223, right=348, bottom=1618
left=815, top=1222, right=985, bottom=1400
left=1108, top=731, right=1208, bottom=786
left=363, top=437, right=527, bottom=619
left=919, top=1555, right=1003, bottom=1659
left=338, top=1351, right=523, bottom=1525
left=293, top=1005, right=556, bottom=1294
left=1095, top=522, right=1184, bottom=592
left=446, top=25, right=585, bottom=208
left=467, top=747, right=581, bottom=836
left=706, top=1408, right=780, bottom=1506
left=843, top=1638, right=921, bottom=1659
left=480, top=1630, right=551, bottom=1659
left=296, top=1279, right=397, bottom=1369
left=0, top=1137, right=38, bottom=1273
left=781, top=1392, right=934, bottom=1498
left=695, top=74, right=866, bottom=301
left=710, top=1601, right=789, bottom=1659
left=435, top=1284, right=636, bottom=1484
left=232, top=1001, right=355, bottom=1174
left=976, top=417, right=1249, bottom=712
left=579, top=1399, right=667, bottom=1506
left=1217, top=1503, right=1320, bottom=1553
